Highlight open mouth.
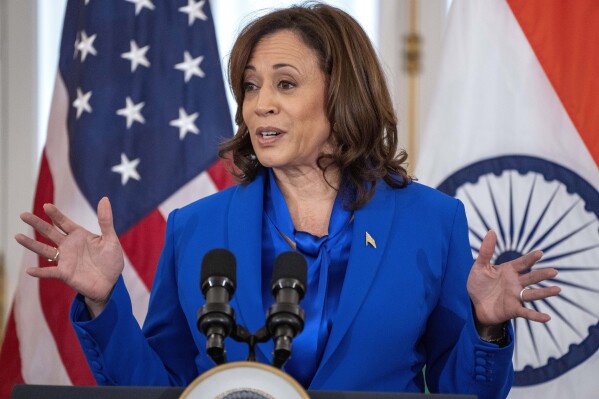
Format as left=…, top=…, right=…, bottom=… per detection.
left=260, top=131, right=281, bottom=138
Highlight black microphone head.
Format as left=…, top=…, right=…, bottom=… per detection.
left=200, top=248, right=236, bottom=287
left=271, top=251, right=308, bottom=288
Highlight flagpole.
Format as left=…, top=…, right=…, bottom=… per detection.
left=404, top=0, right=421, bottom=175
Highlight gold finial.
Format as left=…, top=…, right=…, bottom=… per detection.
left=365, top=232, right=377, bottom=248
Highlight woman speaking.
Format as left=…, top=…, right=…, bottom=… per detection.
left=16, top=3, right=560, bottom=398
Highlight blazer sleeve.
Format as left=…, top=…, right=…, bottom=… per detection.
left=70, top=208, right=198, bottom=386
left=424, top=200, right=515, bottom=399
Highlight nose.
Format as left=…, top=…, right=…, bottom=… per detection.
left=253, top=86, right=278, bottom=116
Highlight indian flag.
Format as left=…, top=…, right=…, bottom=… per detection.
left=416, top=1, right=599, bottom=397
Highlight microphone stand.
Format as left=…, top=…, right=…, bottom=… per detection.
left=230, top=325, right=271, bottom=362
left=228, top=298, right=304, bottom=367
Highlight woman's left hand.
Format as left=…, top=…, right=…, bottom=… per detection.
left=467, top=230, right=561, bottom=327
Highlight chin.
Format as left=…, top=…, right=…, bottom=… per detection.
left=254, top=154, right=284, bottom=169
left=255, top=158, right=277, bottom=169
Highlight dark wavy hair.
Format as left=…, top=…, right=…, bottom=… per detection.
left=219, top=2, right=410, bottom=209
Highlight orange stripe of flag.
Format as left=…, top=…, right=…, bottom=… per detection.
left=508, top=0, right=599, bottom=166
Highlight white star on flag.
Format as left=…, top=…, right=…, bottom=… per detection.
left=125, top=0, right=155, bottom=16
left=111, top=153, right=141, bottom=185
left=121, top=40, right=150, bottom=72
left=72, top=88, right=92, bottom=119
left=116, top=97, right=146, bottom=129
left=75, top=31, right=97, bottom=62
left=170, top=107, right=200, bottom=140
left=179, top=0, right=208, bottom=26
left=174, top=51, right=205, bottom=82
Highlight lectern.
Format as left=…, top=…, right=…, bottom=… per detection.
left=11, top=385, right=476, bottom=399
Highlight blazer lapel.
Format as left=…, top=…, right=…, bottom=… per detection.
left=313, top=182, right=396, bottom=381
left=227, top=171, right=268, bottom=342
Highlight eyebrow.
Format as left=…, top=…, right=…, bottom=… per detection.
left=244, top=63, right=300, bottom=73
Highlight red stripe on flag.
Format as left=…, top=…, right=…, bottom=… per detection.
left=508, top=0, right=599, bottom=166
left=119, top=209, right=166, bottom=290
left=34, top=152, right=95, bottom=385
left=120, top=160, right=233, bottom=291
left=208, top=159, right=235, bottom=191
left=117, top=160, right=234, bottom=291
left=0, top=307, right=25, bottom=399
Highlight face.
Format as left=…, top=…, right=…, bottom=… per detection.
left=242, top=30, right=332, bottom=172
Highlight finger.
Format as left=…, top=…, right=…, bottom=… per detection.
left=15, top=233, right=60, bottom=261
left=474, top=230, right=496, bottom=267
left=521, top=286, right=561, bottom=302
left=515, top=306, right=551, bottom=323
left=43, top=203, right=82, bottom=235
left=26, top=266, right=63, bottom=280
left=97, top=197, right=118, bottom=239
left=20, top=212, right=65, bottom=245
left=512, top=249, right=543, bottom=273
left=519, top=267, right=558, bottom=286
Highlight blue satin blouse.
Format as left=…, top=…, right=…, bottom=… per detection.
left=261, top=169, right=353, bottom=387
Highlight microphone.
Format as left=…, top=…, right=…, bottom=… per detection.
left=267, top=251, right=307, bottom=369
left=197, top=248, right=236, bottom=365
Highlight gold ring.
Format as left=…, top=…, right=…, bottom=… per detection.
left=519, top=287, right=530, bottom=303
left=47, top=248, right=60, bottom=263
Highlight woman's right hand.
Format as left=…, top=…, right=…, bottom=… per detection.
left=15, top=197, right=124, bottom=317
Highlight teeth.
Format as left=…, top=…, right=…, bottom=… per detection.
left=261, top=131, right=279, bottom=137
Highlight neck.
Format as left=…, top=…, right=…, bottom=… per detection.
left=272, top=166, right=340, bottom=237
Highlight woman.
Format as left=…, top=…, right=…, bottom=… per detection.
left=16, top=3, right=559, bottom=398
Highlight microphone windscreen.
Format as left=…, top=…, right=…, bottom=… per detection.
left=200, top=248, right=236, bottom=286
left=272, top=251, right=308, bottom=287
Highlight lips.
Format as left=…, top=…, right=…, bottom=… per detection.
left=255, top=127, right=285, bottom=143
left=260, top=131, right=280, bottom=138
left=256, top=126, right=284, bottom=137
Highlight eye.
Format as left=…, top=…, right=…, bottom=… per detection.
left=278, top=80, right=296, bottom=90
left=243, top=81, right=258, bottom=92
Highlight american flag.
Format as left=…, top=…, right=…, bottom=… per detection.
left=0, top=0, right=233, bottom=396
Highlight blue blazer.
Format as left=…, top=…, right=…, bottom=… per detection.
left=72, top=170, right=514, bottom=399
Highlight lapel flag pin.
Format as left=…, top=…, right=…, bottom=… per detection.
left=365, top=232, right=376, bottom=248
